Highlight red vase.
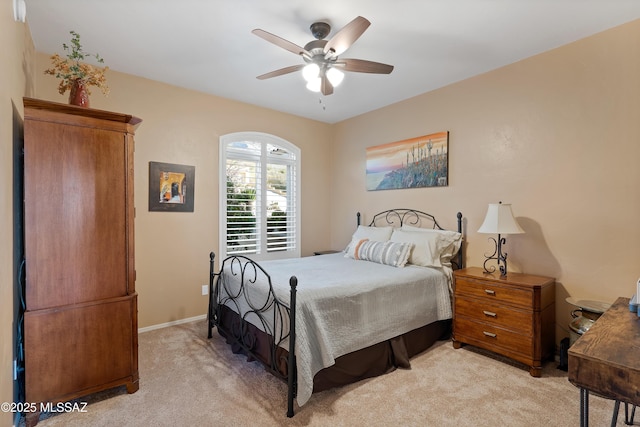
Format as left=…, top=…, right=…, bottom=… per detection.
left=68, top=79, right=90, bottom=107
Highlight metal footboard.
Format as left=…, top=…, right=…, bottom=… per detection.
left=207, top=252, right=298, bottom=417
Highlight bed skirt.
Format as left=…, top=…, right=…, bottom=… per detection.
left=215, top=305, right=451, bottom=394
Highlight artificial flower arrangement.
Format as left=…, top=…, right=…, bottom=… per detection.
left=44, top=30, right=109, bottom=97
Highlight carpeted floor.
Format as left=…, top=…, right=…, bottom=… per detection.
left=25, top=319, right=629, bottom=426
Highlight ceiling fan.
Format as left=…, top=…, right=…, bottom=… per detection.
left=252, top=16, right=394, bottom=96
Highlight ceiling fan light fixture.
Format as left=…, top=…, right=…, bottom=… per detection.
left=253, top=16, right=393, bottom=96
left=302, top=63, right=320, bottom=83
left=326, top=67, right=344, bottom=87
left=306, top=77, right=321, bottom=92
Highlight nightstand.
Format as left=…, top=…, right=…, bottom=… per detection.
left=452, top=267, right=555, bottom=377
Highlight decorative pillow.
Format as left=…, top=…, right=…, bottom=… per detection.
left=344, top=225, right=394, bottom=253
left=392, top=226, right=462, bottom=267
left=355, top=240, right=413, bottom=268
left=344, top=237, right=369, bottom=259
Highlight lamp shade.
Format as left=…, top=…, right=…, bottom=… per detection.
left=477, top=203, right=524, bottom=235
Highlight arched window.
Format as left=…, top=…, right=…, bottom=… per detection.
left=219, top=132, right=300, bottom=261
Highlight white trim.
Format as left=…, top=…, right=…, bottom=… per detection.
left=138, top=314, right=206, bottom=334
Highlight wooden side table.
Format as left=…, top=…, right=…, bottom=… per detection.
left=568, top=297, right=640, bottom=427
left=452, top=267, right=555, bottom=377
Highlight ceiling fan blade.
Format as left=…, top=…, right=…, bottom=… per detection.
left=252, top=29, right=311, bottom=57
left=321, top=74, right=334, bottom=96
left=324, top=16, right=370, bottom=56
left=256, top=64, right=305, bottom=80
left=338, top=58, right=394, bottom=74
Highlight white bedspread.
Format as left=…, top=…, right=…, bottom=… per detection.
left=219, top=253, right=452, bottom=406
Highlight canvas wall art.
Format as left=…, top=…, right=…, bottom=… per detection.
left=366, top=131, right=449, bottom=191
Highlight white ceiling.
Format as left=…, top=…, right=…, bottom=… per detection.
left=25, top=0, right=640, bottom=124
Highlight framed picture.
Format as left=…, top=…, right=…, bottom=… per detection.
left=148, top=161, right=195, bottom=212
left=366, top=131, right=449, bottom=191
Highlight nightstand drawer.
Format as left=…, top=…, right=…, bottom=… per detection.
left=455, top=298, right=533, bottom=335
left=455, top=277, right=533, bottom=308
left=455, top=317, right=533, bottom=355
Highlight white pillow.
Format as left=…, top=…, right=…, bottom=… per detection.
left=403, top=226, right=462, bottom=266
left=390, top=229, right=440, bottom=267
left=356, top=240, right=413, bottom=268
left=344, top=225, right=394, bottom=253
left=353, top=225, right=394, bottom=241
left=393, top=226, right=462, bottom=267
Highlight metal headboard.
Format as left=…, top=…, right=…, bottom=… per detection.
left=356, top=209, right=464, bottom=269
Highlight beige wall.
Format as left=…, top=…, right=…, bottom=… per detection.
left=1, top=4, right=35, bottom=426
left=331, top=19, right=640, bottom=344
left=34, top=56, right=334, bottom=329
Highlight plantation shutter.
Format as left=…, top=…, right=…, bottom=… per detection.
left=266, top=146, right=297, bottom=253
left=225, top=154, right=260, bottom=255
left=222, top=135, right=299, bottom=260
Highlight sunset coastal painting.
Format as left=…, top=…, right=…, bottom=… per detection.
left=366, top=131, right=449, bottom=191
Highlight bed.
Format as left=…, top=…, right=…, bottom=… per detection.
left=207, top=209, right=463, bottom=417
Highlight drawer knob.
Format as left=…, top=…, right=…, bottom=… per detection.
left=484, top=289, right=496, bottom=295
left=483, top=331, right=497, bottom=338
left=483, top=310, right=497, bottom=318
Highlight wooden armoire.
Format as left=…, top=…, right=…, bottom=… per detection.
left=22, top=98, right=141, bottom=424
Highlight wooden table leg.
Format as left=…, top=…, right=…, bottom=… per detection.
left=580, top=388, right=589, bottom=427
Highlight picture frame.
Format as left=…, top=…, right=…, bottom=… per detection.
left=366, top=131, right=449, bottom=191
left=148, top=161, right=195, bottom=212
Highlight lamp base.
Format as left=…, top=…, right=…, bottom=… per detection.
left=482, top=234, right=509, bottom=276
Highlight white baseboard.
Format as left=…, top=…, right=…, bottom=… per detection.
left=138, top=314, right=206, bottom=334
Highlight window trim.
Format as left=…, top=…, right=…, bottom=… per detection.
left=219, top=131, right=301, bottom=261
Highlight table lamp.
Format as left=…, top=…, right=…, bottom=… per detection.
left=477, top=202, right=524, bottom=276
